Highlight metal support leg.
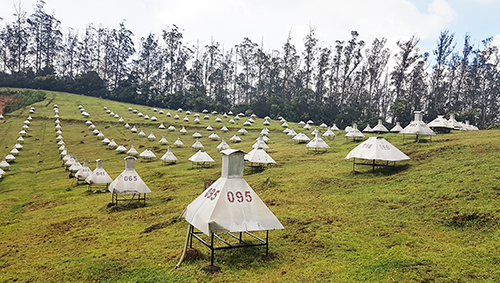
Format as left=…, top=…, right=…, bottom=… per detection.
left=266, top=230, right=269, bottom=256
left=189, top=225, right=193, bottom=248
left=211, top=233, right=215, bottom=266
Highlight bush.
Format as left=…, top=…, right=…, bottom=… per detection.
left=1, top=89, right=46, bottom=113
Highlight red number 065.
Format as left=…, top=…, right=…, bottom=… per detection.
left=123, top=176, right=137, bottom=181
left=227, top=191, right=252, bottom=203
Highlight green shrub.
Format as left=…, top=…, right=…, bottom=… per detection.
left=1, top=89, right=46, bottom=113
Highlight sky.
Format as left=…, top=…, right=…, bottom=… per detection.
left=0, top=0, right=499, bottom=67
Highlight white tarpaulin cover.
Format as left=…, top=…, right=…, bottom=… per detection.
left=109, top=156, right=151, bottom=194
left=191, top=138, right=204, bottom=149
left=180, top=149, right=284, bottom=235
left=69, top=157, right=82, bottom=173
left=307, top=132, right=330, bottom=150
left=208, top=133, right=220, bottom=140
left=428, top=115, right=454, bottom=129
left=345, top=124, right=365, bottom=138
left=188, top=150, right=214, bottom=163
left=127, top=145, right=139, bottom=156
left=390, top=122, right=404, bottom=133
left=399, top=111, right=436, bottom=136
left=86, top=159, right=113, bottom=185
left=322, top=127, right=336, bottom=138
left=159, top=136, right=168, bottom=144
left=372, top=120, right=389, bottom=133
left=174, top=137, right=184, bottom=147
left=5, top=154, right=16, bottom=162
left=363, top=124, right=373, bottom=132
left=0, top=157, right=10, bottom=169
left=345, top=137, right=410, bottom=162
left=217, top=138, right=231, bottom=151
left=161, top=146, right=178, bottom=163
left=116, top=145, right=127, bottom=153
left=244, top=148, right=276, bottom=164
left=292, top=132, right=311, bottom=142
left=448, top=113, right=463, bottom=130
left=252, top=135, right=269, bottom=150
left=148, top=132, right=156, bottom=140
left=108, top=139, right=117, bottom=148
left=139, top=149, right=156, bottom=159
left=229, top=135, right=242, bottom=143
left=75, top=160, right=92, bottom=179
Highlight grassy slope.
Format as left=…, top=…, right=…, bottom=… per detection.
left=1, top=89, right=500, bottom=282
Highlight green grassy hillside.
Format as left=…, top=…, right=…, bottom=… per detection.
left=1, top=89, right=500, bottom=282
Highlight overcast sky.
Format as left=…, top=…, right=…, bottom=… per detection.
left=1, top=0, right=498, bottom=66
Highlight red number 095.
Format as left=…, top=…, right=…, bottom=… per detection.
left=227, top=191, right=252, bottom=203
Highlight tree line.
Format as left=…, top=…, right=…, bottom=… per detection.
left=1, top=0, right=499, bottom=129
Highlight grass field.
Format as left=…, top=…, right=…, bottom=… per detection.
left=1, top=89, right=500, bottom=282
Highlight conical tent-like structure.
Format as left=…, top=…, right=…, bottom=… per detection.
left=372, top=119, right=389, bottom=133
left=188, top=150, right=215, bottom=167
left=0, top=157, right=10, bottom=170
left=116, top=145, right=127, bottom=153
left=139, top=149, right=156, bottom=161
left=109, top=156, right=151, bottom=206
left=363, top=124, right=373, bottom=133
left=292, top=132, right=310, bottom=143
left=180, top=149, right=284, bottom=265
left=191, top=138, right=204, bottom=150
left=306, top=132, right=330, bottom=153
left=399, top=111, right=435, bottom=142
left=345, top=136, right=410, bottom=171
left=322, top=127, right=336, bottom=139
left=244, top=148, right=276, bottom=168
left=174, top=137, right=184, bottom=147
left=252, top=135, right=269, bottom=150
left=75, top=160, right=92, bottom=182
left=127, top=145, right=139, bottom=156
left=345, top=124, right=365, bottom=141
left=390, top=122, right=404, bottom=133
left=217, top=138, right=231, bottom=151
left=86, top=159, right=113, bottom=191
left=428, top=115, right=454, bottom=133
left=161, top=146, right=178, bottom=164
left=448, top=113, right=463, bottom=130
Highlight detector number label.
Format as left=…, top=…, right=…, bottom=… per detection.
left=123, top=175, right=138, bottom=182
left=204, top=188, right=220, bottom=201
left=204, top=189, right=253, bottom=203
left=227, top=191, right=252, bottom=203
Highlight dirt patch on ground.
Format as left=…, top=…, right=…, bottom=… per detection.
left=0, top=94, right=18, bottom=114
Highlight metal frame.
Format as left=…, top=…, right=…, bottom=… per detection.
left=161, top=160, right=177, bottom=165
left=307, top=147, right=328, bottom=154
left=352, top=158, right=397, bottom=172
left=111, top=192, right=147, bottom=206
left=402, top=134, right=433, bottom=144
left=87, top=183, right=109, bottom=193
left=188, top=225, right=269, bottom=266
left=345, top=137, right=364, bottom=142
left=71, top=175, right=88, bottom=186
left=191, top=162, right=213, bottom=168
left=246, top=162, right=274, bottom=170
